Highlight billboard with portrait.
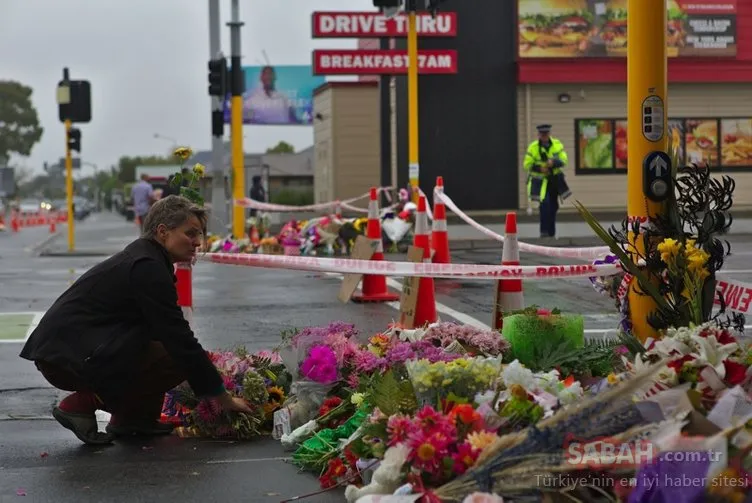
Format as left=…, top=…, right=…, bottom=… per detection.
left=223, top=65, right=326, bottom=126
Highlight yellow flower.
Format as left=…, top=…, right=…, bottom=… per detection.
left=192, top=163, right=206, bottom=177
left=173, top=146, right=193, bottom=160
left=686, top=250, right=709, bottom=273
left=606, top=373, right=619, bottom=385
left=350, top=392, right=365, bottom=406
left=657, top=238, right=681, bottom=264
left=467, top=431, right=499, bottom=451
left=684, top=239, right=697, bottom=251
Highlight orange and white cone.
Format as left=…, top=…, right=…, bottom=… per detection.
left=412, top=195, right=438, bottom=327
left=492, top=212, right=524, bottom=330
left=352, top=188, right=400, bottom=303
left=175, top=262, right=194, bottom=327
left=49, top=212, right=56, bottom=234
left=430, top=176, right=450, bottom=264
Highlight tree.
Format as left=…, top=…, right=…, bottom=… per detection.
left=116, top=155, right=176, bottom=183
left=266, top=141, right=295, bottom=154
left=0, top=81, right=44, bottom=160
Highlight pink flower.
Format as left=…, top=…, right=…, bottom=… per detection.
left=300, top=345, right=339, bottom=383
left=352, top=349, right=387, bottom=373
left=196, top=400, right=220, bottom=423
left=452, top=442, right=479, bottom=475
left=407, top=430, right=452, bottom=474
left=387, top=414, right=416, bottom=446
left=415, top=406, right=456, bottom=438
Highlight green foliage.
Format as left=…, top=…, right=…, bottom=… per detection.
left=0, top=81, right=44, bottom=159
left=271, top=188, right=314, bottom=206
left=370, top=370, right=418, bottom=416
left=266, top=141, right=295, bottom=154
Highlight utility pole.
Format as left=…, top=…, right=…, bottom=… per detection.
left=406, top=0, right=420, bottom=204
left=228, top=0, right=245, bottom=239
left=208, top=0, right=227, bottom=236
left=627, top=0, right=669, bottom=343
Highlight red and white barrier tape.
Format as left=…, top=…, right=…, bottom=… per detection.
left=436, top=192, right=611, bottom=260
left=199, top=252, right=622, bottom=280
left=715, top=276, right=752, bottom=316
left=235, top=187, right=394, bottom=213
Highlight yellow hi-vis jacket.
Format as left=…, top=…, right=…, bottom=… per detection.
left=523, top=138, right=568, bottom=202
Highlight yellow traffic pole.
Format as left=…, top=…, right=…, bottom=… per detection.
left=64, top=119, right=75, bottom=252
left=407, top=2, right=420, bottom=204
left=627, top=0, right=668, bottom=343
left=229, top=0, right=245, bottom=239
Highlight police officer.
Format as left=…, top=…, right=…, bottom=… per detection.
left=524, top=124, right=571, bottom=238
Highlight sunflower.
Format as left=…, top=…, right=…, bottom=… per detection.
left=267, top=386, right=285, bottom=404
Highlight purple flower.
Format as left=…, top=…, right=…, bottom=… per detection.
left=300, top=345, right=339, bottom=383
left=353, top=350, right=388, bottom=373
left=386, top=343, right=416, bottom=364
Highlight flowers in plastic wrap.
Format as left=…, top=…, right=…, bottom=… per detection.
left=406, top=357, right=501, bottom=409
left=626, top=322, right=751, bottom=405
left=278, top=322, right=359, bottom=428
left=162, top=348, right=289, bottom=439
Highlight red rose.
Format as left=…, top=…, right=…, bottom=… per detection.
left=723, top=360, right=748, bottom=386
left=667, top=354, right=695, bottom=373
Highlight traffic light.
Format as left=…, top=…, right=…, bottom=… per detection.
left=67, top=127, right=82, bottom=153
left=643, top=151, right=673, bottom=202
left=208, top=58, right=228, bottom=97
left=373, top=0, right=401, bottom=7
left=57, top=80, right=92, bottom=123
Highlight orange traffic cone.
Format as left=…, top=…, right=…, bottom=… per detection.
left=49, top=212, right=56, bottom=234
left=352, top=188, right=400, bottom=303
left=412, top=195, right=438, bottom=327
left=11, top=211, right=19, bottom=232
left=431, top=176, right=450, bottom=264
left=492, top=212, right=524, bottom=330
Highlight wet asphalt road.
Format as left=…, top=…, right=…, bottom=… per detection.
left=1, top=212, right=752, bottom=501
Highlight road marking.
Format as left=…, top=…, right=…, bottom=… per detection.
left=0, top=312, right=45, bottom=343
left=720, top=270, right=752, bottom=274
left=206, top=457, right=291, bottom=464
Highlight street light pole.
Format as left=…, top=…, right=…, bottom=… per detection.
left=208, top=0, right=228, bottom=237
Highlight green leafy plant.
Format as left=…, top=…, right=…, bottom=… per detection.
left=369, top=369, right=418, bottom=416
left=169, top=146, right=205, bottom=207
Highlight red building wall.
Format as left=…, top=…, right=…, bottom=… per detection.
left=518, top=1, right=752, bottom=83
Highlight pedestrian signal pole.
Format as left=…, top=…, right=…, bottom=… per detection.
left=407, top=0, right=420, bottom=204
left=228, top=0, right=245, bottom=239
left=627, top=0, right=669, bottom=343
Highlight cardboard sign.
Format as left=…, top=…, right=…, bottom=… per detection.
left=399, top=246, right=424, bottom=329
left=337, top=235, right=377, bottom=303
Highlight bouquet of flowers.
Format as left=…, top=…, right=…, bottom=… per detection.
left=277, top=322, right=360, bottom=427
left=162, top=348, right=288, bottom=439
left=405, top=357, right=501, bottom=409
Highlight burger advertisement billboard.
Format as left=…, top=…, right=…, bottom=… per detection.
left=518, top=0, right=737, bottom=58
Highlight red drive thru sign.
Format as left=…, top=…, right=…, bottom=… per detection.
left=311, top=10, right=458, bottom=76
left=313, top=49, right=458, bottom=75
left=312, top=11, right=457, bottom=38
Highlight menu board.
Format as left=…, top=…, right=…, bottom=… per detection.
left=518, top=0, right=737, bottom=58
left=575, top=117, right=750, bottom=173
left=577, top=119, right=614, bottom=169
left=720, top=119, right=752, bottom=167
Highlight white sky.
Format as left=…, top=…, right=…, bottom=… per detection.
left=0, top=0, right=373, bottom=177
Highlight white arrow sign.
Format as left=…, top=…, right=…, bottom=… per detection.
left=650, top=155, right=667, bottom=177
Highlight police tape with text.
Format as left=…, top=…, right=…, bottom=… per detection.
left=200, top=252, right=624, bottom=280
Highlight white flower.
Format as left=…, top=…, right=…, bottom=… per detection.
left=501, top=360, right=535, bottom=390
left=534, top=369, right=562, bottom=395
left=690, top=334, right=739, bottom=379
left=647, top=336, right=694, bottom=359
left=557, top=381, right=584, bottom=405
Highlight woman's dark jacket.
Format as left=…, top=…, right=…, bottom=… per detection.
left=19, top=238, right=223, bottom=401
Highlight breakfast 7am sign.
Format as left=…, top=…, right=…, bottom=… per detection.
left=311, top=10, right=458, bottom=76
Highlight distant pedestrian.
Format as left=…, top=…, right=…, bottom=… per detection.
left=131, top=174, right=154, bottom=231
left=249, top=175, right=266, bottom=217
left=523, top=124, right=572, bottom=238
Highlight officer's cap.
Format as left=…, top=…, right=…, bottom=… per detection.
left=536, top=124, right=552, bottom=133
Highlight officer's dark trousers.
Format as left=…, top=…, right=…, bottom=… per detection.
left=539, top=183, right=559, bottom=238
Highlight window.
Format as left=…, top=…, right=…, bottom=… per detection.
left=574, top=118, right=752, bottom=174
